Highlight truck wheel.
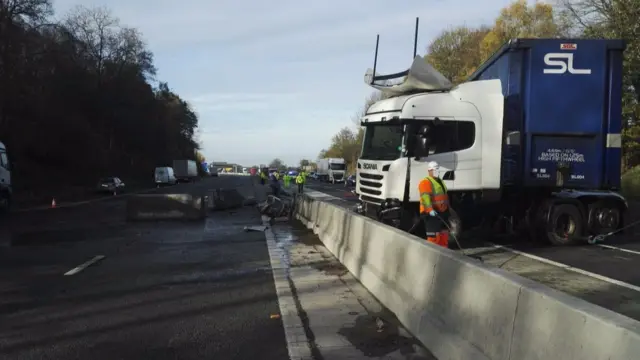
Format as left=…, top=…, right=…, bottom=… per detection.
left=588, top=201, right=621, bottom=235
left=546, top=204, right=584, bottom=246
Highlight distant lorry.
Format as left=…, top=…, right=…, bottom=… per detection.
left=317, top=158, right=346, bottom=183
left=356, top=37, right=627, bottom=246
left=0, top=141, right=11, bottom=212
left=172, top=160, right=198, bottom=182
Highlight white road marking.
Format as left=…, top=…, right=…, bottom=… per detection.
left=490, top=244, right=640, bottom=293
left=597, top=244, right=640, bottom=256
left=263, top=216, right=307, bottom=360
left=64, top=255, right=106, bottom=276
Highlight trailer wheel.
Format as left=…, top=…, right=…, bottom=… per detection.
left=588, top=201, right=621, bottom=235
left=547, top=204, right=584, bottom=246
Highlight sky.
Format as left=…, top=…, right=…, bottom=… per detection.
left=51, top=0, right=516, bottom=167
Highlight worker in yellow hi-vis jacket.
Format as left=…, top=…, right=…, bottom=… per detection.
left=295, top=172, right=305, bottom=194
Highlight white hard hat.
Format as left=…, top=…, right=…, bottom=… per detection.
left=427, top=161, right=439, bottom=171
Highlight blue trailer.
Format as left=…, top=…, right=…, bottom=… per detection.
left=356, top=38, right=627, bottom=246
left=466, top=38, right=627, bottom=244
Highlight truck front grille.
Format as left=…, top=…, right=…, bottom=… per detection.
left=358, top=172, right=384, bottom=201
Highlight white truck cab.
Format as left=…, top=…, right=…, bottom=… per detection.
left=356, top=65, right=504, bottom=206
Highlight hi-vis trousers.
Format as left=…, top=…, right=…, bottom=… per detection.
left=421, top=209, right=450, bottom=248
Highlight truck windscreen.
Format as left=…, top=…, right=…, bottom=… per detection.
left=360, top=124, right=403, bottom=161
left=329, top=163, right=346, bottom=170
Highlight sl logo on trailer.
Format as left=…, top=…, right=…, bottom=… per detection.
left=543, top=43, right=591, bottom=75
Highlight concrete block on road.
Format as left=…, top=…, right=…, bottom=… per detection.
left=209, top=187, right=259, bottom=210
left=294, top=192, right=640, bottom=360
left=126, top=194, right=206, bottom=221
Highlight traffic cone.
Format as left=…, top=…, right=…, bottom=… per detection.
left=51, top=198, right=56, bottom=208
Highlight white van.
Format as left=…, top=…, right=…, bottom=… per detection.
left=154, top=167, right=177, bottom=186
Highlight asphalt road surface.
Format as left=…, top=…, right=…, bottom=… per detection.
left=0, top=176, right=290, bottom=360
left=306, top=179, right=640, bottom=322
left=0, top=176, right=433, bottom=360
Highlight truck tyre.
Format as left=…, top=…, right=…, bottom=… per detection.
left=546, top=204, right=584, bottom=246
left=588, top=200, right=621, bottom=235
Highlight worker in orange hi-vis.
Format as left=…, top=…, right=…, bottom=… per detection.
left=418, top=161, right=450, bottom=248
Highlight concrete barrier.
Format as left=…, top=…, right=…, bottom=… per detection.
left=294, top=193, right=640, bottom=360
left=126, top=194, right=206, bottom=221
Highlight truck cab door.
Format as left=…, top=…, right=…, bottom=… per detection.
left=411, top=122, right=458, bottom=189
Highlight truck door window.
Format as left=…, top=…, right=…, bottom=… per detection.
left=413, top=120, right=476, bottom=156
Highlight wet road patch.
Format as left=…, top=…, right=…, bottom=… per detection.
left=10, top=226, right=125, bottom=247
left=265, top=218, right=437, bottom=359
left=338, top=312, right=425, bottom=358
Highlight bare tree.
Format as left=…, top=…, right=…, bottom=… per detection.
left=0, top=0, right=52, bottom=24
left=63, top=5, right=120, bottom=77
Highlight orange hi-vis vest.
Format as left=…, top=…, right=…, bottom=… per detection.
left=418, top=176, right=449, bottom=214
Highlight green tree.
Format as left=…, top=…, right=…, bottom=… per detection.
left=559, top=0, right=640, bottom=170
left=480, top=0, right=563, bottom=60
left=426, top=26, right=490, bottom=84
left=269, top=158, right=285, bottom=170
left=327, top=127, right=360, bottom=172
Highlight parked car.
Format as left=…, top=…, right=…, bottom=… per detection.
left=344, top=175, right=356, bottom=187
left=97, top=177, right=126, bottom=194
